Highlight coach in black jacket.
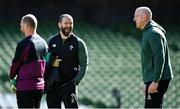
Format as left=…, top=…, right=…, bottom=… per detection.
left=45, top=14, right=88, bottom=108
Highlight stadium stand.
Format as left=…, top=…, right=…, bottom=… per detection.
left=0, top=22, right=179, bottom=108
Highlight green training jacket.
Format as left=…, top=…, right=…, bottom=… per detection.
left=140, top=20, right=173, bottom=83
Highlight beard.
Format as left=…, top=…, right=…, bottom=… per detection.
left=136, top=24, right=139, bottom=29
left=61, top=27, right=72, bottom=36
left=136, top=23, right=141, bottom=30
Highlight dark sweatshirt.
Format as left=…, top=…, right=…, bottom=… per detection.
left=140, top=20, right=173, bottom=83
left=45, top=33, right=88, bottom=85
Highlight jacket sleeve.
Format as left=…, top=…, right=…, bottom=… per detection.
left=73, top=39, right=88, bottom=85
left=9, top=42, right=24, bottom=79
left=148, top=31, right=165, bottom=82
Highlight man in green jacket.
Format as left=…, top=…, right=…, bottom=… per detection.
left=45, top=14, right=88, bottom=108
left=133, top=7, right=173, bottom=108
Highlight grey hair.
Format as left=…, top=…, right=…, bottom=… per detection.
left=136, top=7, right=152, bottom=20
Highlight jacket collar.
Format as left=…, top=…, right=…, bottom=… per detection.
left=143, top=20, right=152, bottom=31
left=143, top=20, right=166, bottom=34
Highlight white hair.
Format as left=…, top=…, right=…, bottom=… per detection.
left=136, top=7, right=152, bottom=20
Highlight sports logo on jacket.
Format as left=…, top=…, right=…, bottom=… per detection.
left=69, top=45, right=73, bottom=50
left=52, top=44, right=56, bottom=47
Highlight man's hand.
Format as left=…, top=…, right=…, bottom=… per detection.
left=148, top=81, right=158, bottom=93
left=10, top=79, right=16, bottom=94
left=10, top=84, right=16, bottom=93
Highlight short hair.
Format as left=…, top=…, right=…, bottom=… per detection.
left=21, top=14, right=38, bottom=29
left=136, top=7, right=152, bottom=20
left=58, top=14, right=73, bottom=22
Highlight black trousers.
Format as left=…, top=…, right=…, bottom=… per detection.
left=16, top=90, right=43, bottom=108
left=46, top=82, right=78, bottom=108
left=145, top=80, right=170, bottom=108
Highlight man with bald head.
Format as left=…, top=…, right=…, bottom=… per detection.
left=134, top=7, right=173, bottom=108
left=45, top=14, right=88, bottom=108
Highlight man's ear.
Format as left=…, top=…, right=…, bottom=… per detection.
left=58, top=22, right=61, bottom=29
